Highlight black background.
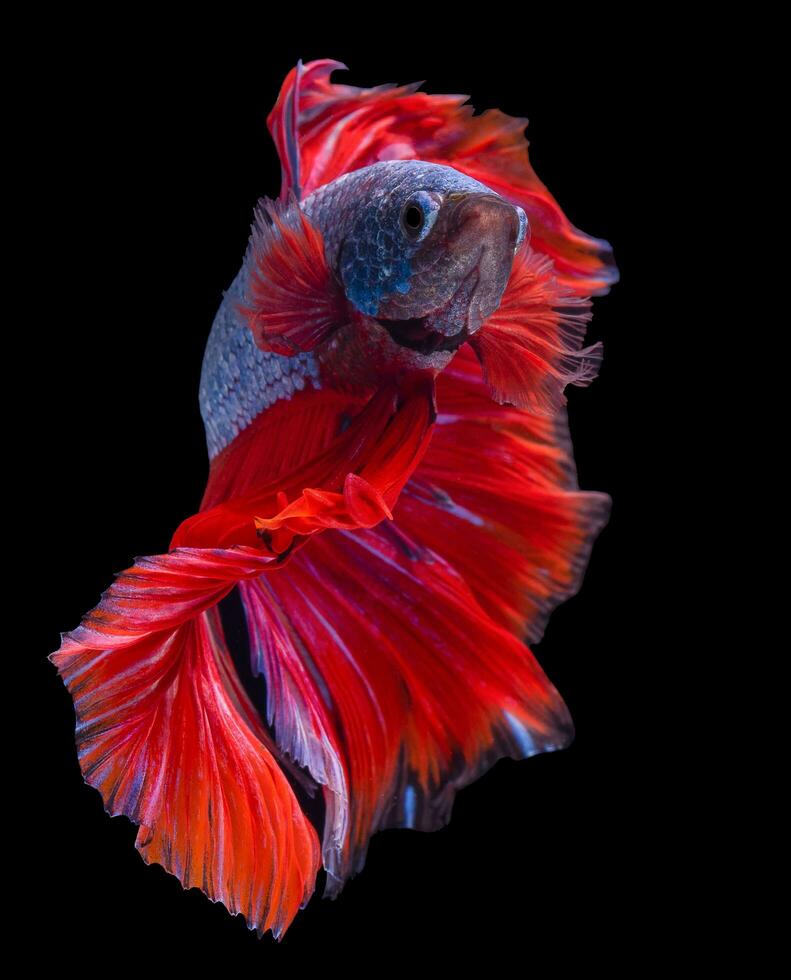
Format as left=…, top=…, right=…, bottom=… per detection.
left=22, top=16, right=677, bottom=969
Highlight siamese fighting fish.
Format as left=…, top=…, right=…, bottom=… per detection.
left=51, top=60, right=619, bottom=939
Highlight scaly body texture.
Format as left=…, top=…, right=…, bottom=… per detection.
left=51, top=60, right=618, bottom=939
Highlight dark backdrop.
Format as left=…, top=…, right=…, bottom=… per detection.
left=23, top=18, right=671, bottom=969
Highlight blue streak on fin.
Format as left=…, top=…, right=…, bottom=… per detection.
left=403, top=785, right=417, bottom=829
left=504, top=710, right=538, bottom=757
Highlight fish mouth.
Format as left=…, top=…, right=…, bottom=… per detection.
left=376, top=263, right=480, bottom=355
left=376, top=316, right=470, bottom=355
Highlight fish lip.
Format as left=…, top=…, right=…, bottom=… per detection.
left=375, top=315, right=470, bottom=354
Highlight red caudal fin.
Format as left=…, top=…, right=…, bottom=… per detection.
left=268, top=59, right=618, bottom=295
left=49, top=548, right=320, bottom=939
left=236, top=194, right=348, bottom=356
left=171, top=378, right=436, bottom=555
left=470, top=248, right=603, bottom=414
left=236, top=523, right=574, bottom=892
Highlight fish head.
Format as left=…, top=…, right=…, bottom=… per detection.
left=334, top=161, right=527, bottom=363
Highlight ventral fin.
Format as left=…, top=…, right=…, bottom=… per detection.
left=237, top=194, right=347, bottom=356
left=170, top=379, right=436, bottom=557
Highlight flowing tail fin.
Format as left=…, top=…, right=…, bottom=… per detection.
left=236, top=524, right=576, bottom=894
left=51, top=353, right=606, bottom=930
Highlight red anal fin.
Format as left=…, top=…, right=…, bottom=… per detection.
left=236, top=194, right=347, bottom=356
left=470, top=248, right=602, bottom=414
left=49, top=547, right=320, bottom=939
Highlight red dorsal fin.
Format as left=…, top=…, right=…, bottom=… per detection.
left=236, top=194, right=347, bottom=356
left=267, top=60, right=618, bottom=296
left=268, top=59, right=305, bottom=199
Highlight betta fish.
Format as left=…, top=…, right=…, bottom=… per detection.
left=50, top=60, right=619, bottom=939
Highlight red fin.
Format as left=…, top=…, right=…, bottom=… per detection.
left=50, top=547, right=320, bottom=940
left=170, top=378, right=436, bottom=555
left=201, top=386, right=367, bottom=510
left=402, top=345, right=610, bottom=643
left=237, top=522, right=573, bottom=892
left=268, top=59, right=305, bottom=198
left=267, top=60, right=618, bottom=295
left=236, top=194, right=347, bottom=356
left=470, top=248, right=602, bottom=414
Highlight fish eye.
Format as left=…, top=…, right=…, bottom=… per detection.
left=403, top=204, right=424, bottom=233
left=399, top=191, right=440, bottom=243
